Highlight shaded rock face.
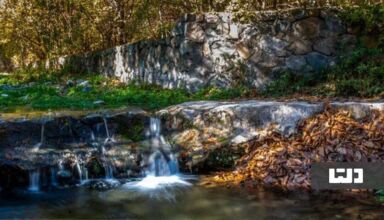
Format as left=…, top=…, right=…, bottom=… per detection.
left=158, top=101, right=384, bottom=172
left=0, top=110, right=149, bottom=149
left=45, top=9, right=353, bottom=92
left=0, top=109, right=151, bottom=191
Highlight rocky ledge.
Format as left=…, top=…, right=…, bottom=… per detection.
left=158, top=100, right=384, bottom=172
left=1, top=100, right=384, bottom=191
left=0, top=109, right=151, bottom=191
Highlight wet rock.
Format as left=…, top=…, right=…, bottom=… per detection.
left=86, top=179, right=121, bottom=191
left=0, top=109, right=148, bottom=149
left=0, top=163, right=29, bottom=191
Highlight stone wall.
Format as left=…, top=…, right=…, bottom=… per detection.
left=50, top=9, right=356, bottom=92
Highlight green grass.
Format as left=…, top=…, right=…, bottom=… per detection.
left=1, top=44, right=384, bottom=112
left=0, top=70, right=250, bottom=111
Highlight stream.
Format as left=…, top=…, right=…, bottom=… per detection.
left=0, top=183, right=383, bottom=219
left=0, top=108, right=384, bottom=219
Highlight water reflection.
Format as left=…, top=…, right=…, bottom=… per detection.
left=0, top=184, right=383, bottom=220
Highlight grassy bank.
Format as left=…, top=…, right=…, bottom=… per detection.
left=1, top=48, right=384, bottom=112
left=0, top=71, right=249, bottom=111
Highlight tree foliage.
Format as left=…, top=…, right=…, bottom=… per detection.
left=0, top=0, right=383, bottom=67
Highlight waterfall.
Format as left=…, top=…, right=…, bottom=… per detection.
left=50, top=168, right=58, bottom=186
left=28, top=170, right=40, bottom=192
left=146, top=117, right=179, bottom=177
left=74, top=155, right=89, bottom=184
left=33, top=122, right=45, bottom=151
left=125, top=118, right=191, bottom=190
left=91, top=131, right=96, bottom=142
left=105, top=164, right=114, bottom=179
left=103, top=116, right=111, bottom=143
left=75, top=160, right=83, bottom=183
left=84, top=167, right=89, bottom=181
left=58, top=159, right=64, bottom=171
left=124, top=117, right=190, bottom=190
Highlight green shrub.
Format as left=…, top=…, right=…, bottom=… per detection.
left=341, top=5, right=384, bottom=48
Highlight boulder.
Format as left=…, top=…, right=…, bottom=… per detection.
left=285, top=55, right=308, bottom=72
left=313, top=37, right=337, bottom=55
left=305, top=52, right=333, bottom=71
left=293, top=17, right=323, bottom=40
left=288, top=39, right=313, bottom=55
left=258, top=35, right=289, bottom=57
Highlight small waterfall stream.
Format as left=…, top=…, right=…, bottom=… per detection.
left=22, top=115, right=189, bottom=191
left=105, top=165, right=114, bottom=179
left=146, top=118, right=179, bottom=176
left=74, top=157, right=83, bottom=183
left=28, top=170, right=40, bottom=192
left=103, top=116, right=113, bottom=145
left=50, top=168, right=58, bottom=186
left=126, top=117, right=190, bottom=189
left=33, top=122, right=45, bottom=151
left=101, top=116, right=114, bottom=180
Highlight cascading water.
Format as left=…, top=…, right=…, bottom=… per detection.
left=146, top=118, right=179, bottom=176
left=125, top=118, right=190, bottom=189
left=103, top=116, right=113, bottom=145
left=105, top=165, right=114, bottom=179
left=28, top=170, right=40, bottom=192
left=73, top=155, right=89, bottom=184
left=100, top=116, right=115, bottom=180
left=74, top=157, right=83, bottom=183
left=50, top=168, right=58, bottom=186
left=32, top=122, right=45, bottom=151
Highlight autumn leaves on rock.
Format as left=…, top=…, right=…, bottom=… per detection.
left=212, top=107, right=384, bottom=189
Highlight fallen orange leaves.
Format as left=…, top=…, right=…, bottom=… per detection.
left=209, top=107, right=384, bottom=190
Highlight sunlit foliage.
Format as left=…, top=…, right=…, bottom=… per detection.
left=0, top=0, right=383, bottom=68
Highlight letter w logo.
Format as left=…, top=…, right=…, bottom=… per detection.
left=329, top=168, right=363, bottom=184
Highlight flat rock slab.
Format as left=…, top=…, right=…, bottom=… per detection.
left=159, top=100, right=384, bottom=144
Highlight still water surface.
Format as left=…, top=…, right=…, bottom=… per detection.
left=0, top=183, right=383, bottom=220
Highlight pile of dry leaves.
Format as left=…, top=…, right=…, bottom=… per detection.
left=210, top=108, right=384, bottom=189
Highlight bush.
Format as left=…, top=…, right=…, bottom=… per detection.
left=263, top=47, right=384, bottom=98
left=341, top=5, right=384, bottom=48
